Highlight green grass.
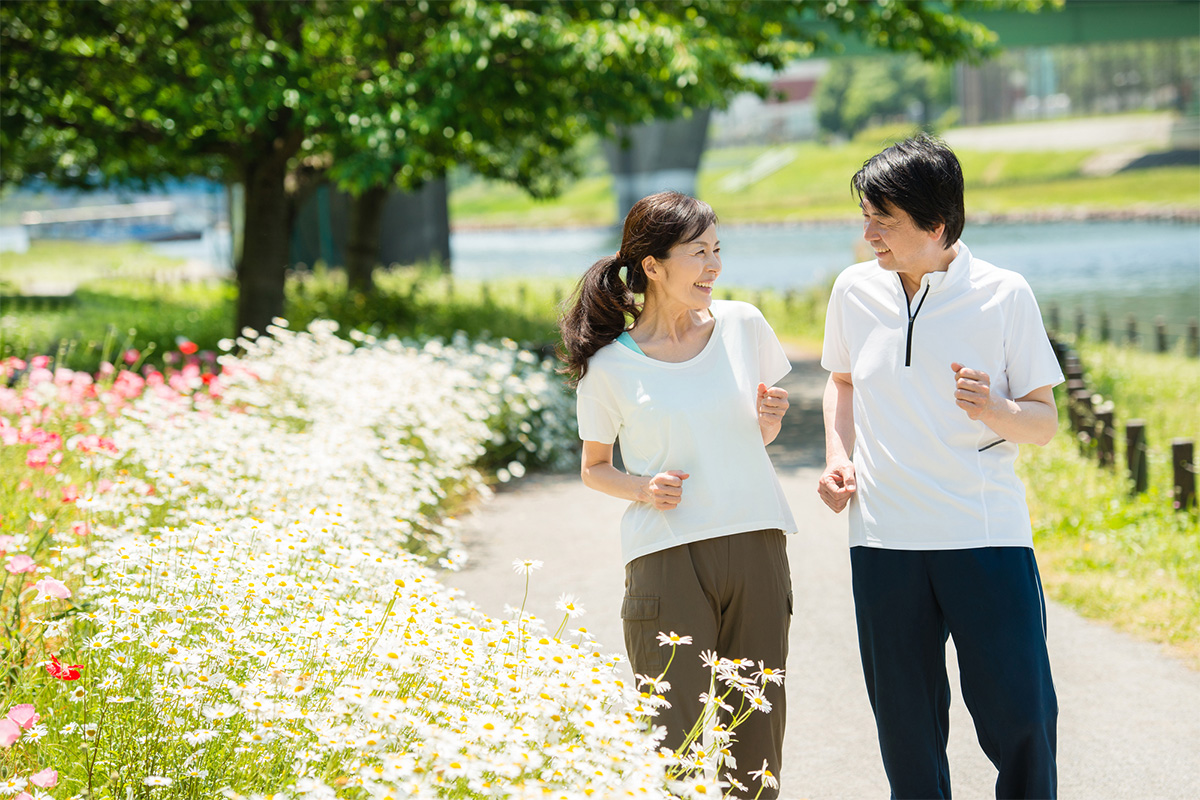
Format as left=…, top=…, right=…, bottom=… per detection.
left=1, top=276, right=234, bottom=371
left=1, top=244, right=829, bottom=374
left=449, top=174, right=617, bottom=228
left=1019, top=341, right=1200, bottom=667
left=451, top=139, right=1200, bottom=227
left=0, top=239, right=189, bottom=292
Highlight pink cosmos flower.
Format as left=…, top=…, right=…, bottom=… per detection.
left=24, top=449, right=49, bottom=470
left=0, top=536, right=14, bottom=555
left=30, top=768, right=57, bottom=788
left=122, top=348, right=140, bottom=365
left=30, top=356, right=50, bottom=369
left=178, top=339, right=199, bottom=355
left=6, top=704, right=39, bottom=730
left=5, top=555, right=36, bottom=575
left=33, top=578, right=71, bottom=601
left=0, top=718, right=19, bottom=746
left=61, top=485, right=79, bottom=504
left=71, top=521, right=90, bottom=538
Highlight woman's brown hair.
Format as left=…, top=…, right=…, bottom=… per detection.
left=558, top=191, right=717, bottom=385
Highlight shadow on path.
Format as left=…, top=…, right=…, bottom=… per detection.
left=767, top=355, right=827, bottom=471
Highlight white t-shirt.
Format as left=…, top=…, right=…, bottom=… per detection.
left=577, top=300, right=797, bottom=565
left=821, top=242, right=1064, bottom=550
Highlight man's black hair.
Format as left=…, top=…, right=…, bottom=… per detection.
left=852, top=133, right=964, bottom=249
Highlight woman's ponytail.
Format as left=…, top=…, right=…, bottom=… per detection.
left=557, top=254, right=638, bottom=385
left=557, top=191, right=717, bottom=386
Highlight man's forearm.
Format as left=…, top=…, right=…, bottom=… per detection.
left=823, top=373, right=855, bottom=464
left=978, top=393, right=1058, bottom=446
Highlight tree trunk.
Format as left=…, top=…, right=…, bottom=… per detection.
left=345, top=185, right=389, bottom=294
left=234, top=135, right=301, bottom=337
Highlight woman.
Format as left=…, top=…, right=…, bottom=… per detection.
left=559, top=191, right=796, bottom=798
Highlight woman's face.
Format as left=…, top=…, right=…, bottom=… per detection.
left=644, top=224, right=721, bottom=311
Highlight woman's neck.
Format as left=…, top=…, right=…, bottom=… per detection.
left=630, top=297, right=715, bottom=361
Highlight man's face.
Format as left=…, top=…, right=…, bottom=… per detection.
left=859, top=199, right=947, bottom=275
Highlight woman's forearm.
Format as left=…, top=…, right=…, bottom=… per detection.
left=582, top=459, right=650, bottom=503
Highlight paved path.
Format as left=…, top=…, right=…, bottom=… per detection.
left=443, top=356, right=1200, bottom=799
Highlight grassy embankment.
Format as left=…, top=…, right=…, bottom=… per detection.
left=1020, top=340, right=1200, bottom=668
left=450, top=132, right=1200, bottom=227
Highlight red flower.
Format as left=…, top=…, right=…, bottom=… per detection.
left=45, top=654, right=82, bottom=681
left=177, top=340, right=199, bottom=355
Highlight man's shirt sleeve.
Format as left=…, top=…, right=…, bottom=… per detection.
left=821, top=273, right=852, bottom=374
left=1004, top=279, right=1065, bottom=398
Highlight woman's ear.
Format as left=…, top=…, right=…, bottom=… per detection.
left=641, top=255, right=662, bottom=282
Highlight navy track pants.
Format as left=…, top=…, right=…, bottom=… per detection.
left=850, top=546, right=1058, bottom=800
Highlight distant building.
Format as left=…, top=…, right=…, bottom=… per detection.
left=709, top=61, right=829, bottom=146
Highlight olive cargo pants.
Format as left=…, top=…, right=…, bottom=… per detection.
left=622, top=529, right=792, bottom=799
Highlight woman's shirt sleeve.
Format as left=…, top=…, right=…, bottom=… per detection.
left=576, top=368, right=621, bottom=444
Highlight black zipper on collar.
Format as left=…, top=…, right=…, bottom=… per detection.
left=902, top=279, right=931, bottom=367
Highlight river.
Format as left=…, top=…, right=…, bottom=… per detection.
left=450, top=219, right=1200, bottom=346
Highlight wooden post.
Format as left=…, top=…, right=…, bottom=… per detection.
left=517, top=283, right=528, bottom=309
left=1095, top=402, right=1115, bottom=468
left=785, top=289, right=797, bottom=313
left=1155, top=317, right=1168, bottom=353
left=1070, top=387, right=1092, bottom=439
left=445, top=275, right=454, bottom=301
left=1066, top=381, right=1086, bottom=431
left=553, top=286, right=564, bottom=308
left=1126, top=314, right=1138, bottom=347
left=1173, top=439, right=1195, bottom=512
left=1064, top=353, right=1083, bottom=383
left=1099, top=311, right=1110, bottom=342
left=1075, top=309, right=1086, bottom=340
left=1047, top=303, right=1059, bottom=333
left=1188, top=320, right=1199, bottom=359
left=1125, top=420, right=1148, bottom=495
left=481, top=282, right=492, bottom=305
left=1051, top=338, right=1069, bottom=370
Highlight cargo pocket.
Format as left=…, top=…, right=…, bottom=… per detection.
left=621, top=595, right=663, bottom=677
left=785, top=589, right=794, bottom=638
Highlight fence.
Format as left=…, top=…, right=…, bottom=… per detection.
left=1050, top=336, right=1196, bottom=512
left=1045, top=304, right=1200, bottom=358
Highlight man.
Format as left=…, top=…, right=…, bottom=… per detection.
left=818, top=134, right=1062, bottom=800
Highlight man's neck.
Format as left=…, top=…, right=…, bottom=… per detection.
left=898, top=242, right=960, bottom=299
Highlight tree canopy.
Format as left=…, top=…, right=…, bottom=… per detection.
left=1, top=0, right=1052, bottom=335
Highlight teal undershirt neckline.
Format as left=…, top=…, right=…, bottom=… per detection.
left=617, top=311, right=717, bottom=356
left=615, top=330, right=644, bottom=356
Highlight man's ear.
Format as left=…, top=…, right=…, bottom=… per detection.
left=928, top=222, right=946, bottom=245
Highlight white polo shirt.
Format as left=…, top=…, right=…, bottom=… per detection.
left=577, top=300, right=797, bottom=565
left=821, top=242, right=1064, bottom=550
